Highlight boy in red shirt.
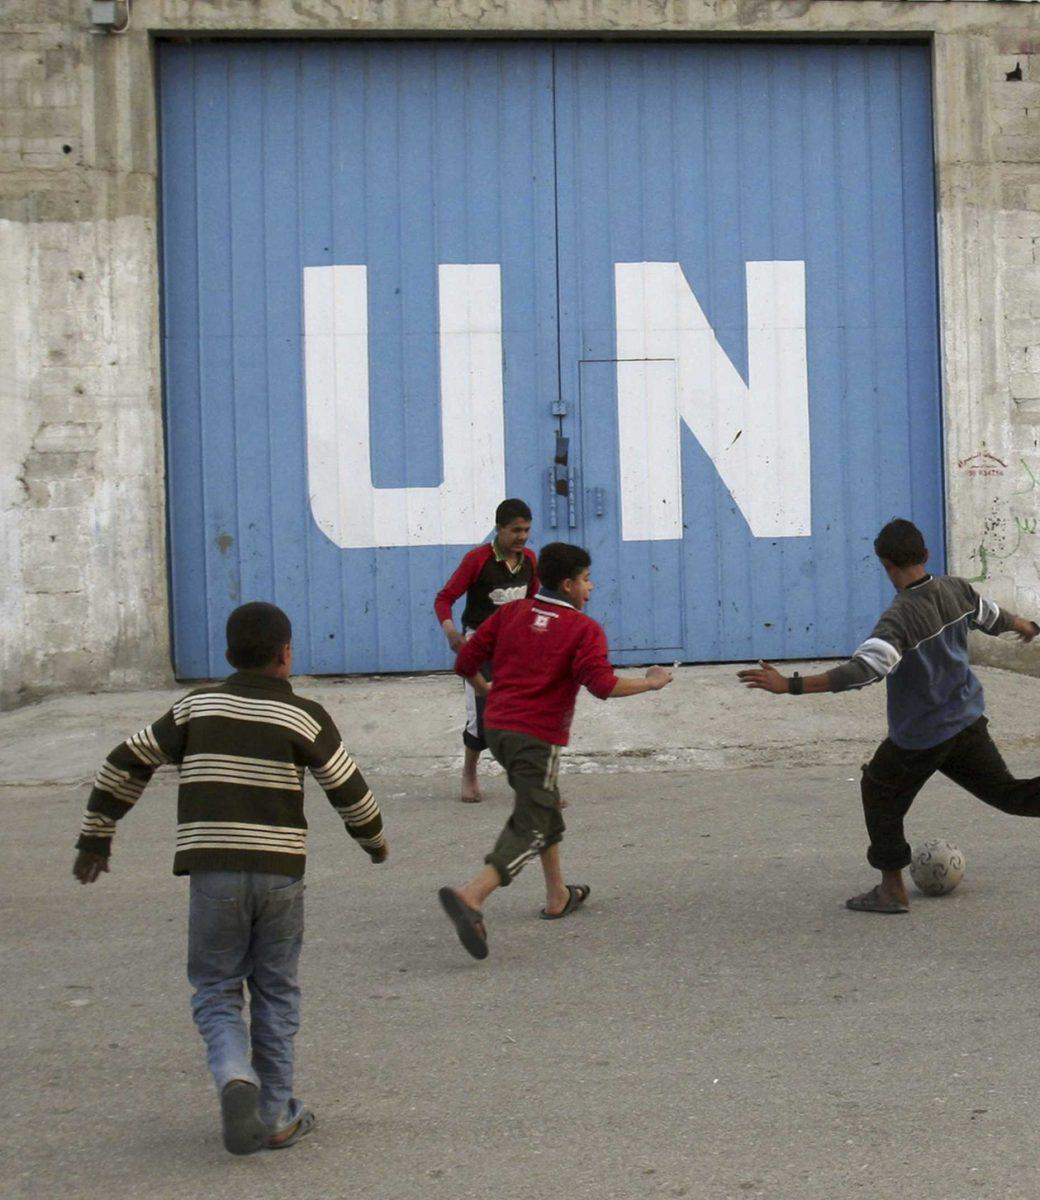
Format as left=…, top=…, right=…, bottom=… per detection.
left=434, top=498, right=539, bottom=803
left=438, top=542, right=672, bottom=960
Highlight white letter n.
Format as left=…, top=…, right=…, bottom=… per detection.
left=615, top=261, right=811, bottom=540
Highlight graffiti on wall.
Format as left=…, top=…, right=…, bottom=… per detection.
left=957, top=451, right=1007, bottom=478
left=963, top=456, right=1039, bottom=583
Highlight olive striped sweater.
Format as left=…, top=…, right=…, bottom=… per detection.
left=76, top=672, right=385, bottom=876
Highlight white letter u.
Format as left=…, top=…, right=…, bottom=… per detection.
left=304, top=263, right=506, bottom=549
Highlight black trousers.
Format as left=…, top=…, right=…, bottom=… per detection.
left=860, top=716, right=1040, bottom=871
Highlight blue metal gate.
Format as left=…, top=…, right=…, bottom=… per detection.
left=159, top=40, right=942, bottom=675
left=554, top=42, right=943, bottom=662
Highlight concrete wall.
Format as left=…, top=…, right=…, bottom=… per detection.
left=0, top=9, right=168, bottom=708
left=1, top=1, right=1038, bottom=707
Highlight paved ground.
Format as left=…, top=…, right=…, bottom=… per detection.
left=3, top=663, right=1040, bottom=1200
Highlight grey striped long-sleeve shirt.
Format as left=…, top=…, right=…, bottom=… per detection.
left=827, top=574, right=1018, bottom=749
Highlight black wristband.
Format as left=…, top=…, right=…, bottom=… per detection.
left=788, top=672, right=803, bottom=696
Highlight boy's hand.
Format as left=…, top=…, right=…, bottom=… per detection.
left=470, top=672, right=490, bottom=697
left=73, top=850, right=110, bottom=884
left=368, top=844, right=389, bottom=864
left=1013, top=617, right=1040, bottom=643
left=737, top=660, right=789, bottom=694
left=443, top=622, right=464, bottom=652
left=645, top=666, right=673, bottom=690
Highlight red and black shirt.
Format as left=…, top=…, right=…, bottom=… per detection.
left=434, top=542, right=539, bottom=631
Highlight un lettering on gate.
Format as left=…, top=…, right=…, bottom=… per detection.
left=303, top=261, right=810, bottom=549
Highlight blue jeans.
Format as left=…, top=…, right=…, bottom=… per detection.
left=188, top=870, right=305, bottom=1133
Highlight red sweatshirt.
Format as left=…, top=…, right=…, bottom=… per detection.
left=454, top=594, right=619, bottom=745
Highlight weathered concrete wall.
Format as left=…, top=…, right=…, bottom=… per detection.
left=1, top=1, right=1038, bottom=707
left=0, top=10, right=169, bottom=708
left=933, top=27, right=1040, bottom=672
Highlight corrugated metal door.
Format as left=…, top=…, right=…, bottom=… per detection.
left=160, top=42, right=559, bottom=676
left=554, top=42, right=943, bottom=663
left=160, top=40, right=942, bottom=675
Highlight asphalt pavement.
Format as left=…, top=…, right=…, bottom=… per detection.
left=3, top=662, right=1040, bottom=1200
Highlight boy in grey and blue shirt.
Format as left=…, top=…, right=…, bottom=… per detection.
left=739, top=518, right=1039, bottom=914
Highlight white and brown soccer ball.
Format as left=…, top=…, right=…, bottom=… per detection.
left=909, top=839, right=966, bottom=896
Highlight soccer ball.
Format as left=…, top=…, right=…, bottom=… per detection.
left=909, top=840, right=966, bottom=896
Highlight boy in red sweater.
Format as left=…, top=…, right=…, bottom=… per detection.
left=438, top=542, right=672, bottom=960
left=434, top=498, right=539, bottom=803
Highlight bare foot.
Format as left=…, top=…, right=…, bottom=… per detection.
left=460, top=777, right=483, bottom=804
left=461, top=746, right=483, bottom=802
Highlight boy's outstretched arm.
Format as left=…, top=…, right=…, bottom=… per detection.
left=741, top=609, right=908, bottom=697
left=306, top=711, right=387, bottom=863
left=571, top=624, right=672, bottom=699
left=738, top=661, right=834, bottom=695
left=73, top=708, right=187, bottom=883
left=967, top=587, right=1038, bottom=642
left=741, top=595, right=1040, bottom=698
left=609, top=666, right=673, bottom=697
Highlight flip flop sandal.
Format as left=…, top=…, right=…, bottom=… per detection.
left=845, top=884, right=908, bottom=914
left=438, top=887, right=489, bottom=959
left=540, top=883, right=591, bottom=920
left=220, top=1081, right=268, bottom=1156
left=267, top=1108, right=316, bottom=1150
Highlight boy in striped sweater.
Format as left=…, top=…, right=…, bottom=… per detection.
left=73, top=602, right=386, bottom=1154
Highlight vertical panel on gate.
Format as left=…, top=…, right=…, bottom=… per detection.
left=160, top=42, right=559, bottom=676
left=553, top=43, right=943, bottom=664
